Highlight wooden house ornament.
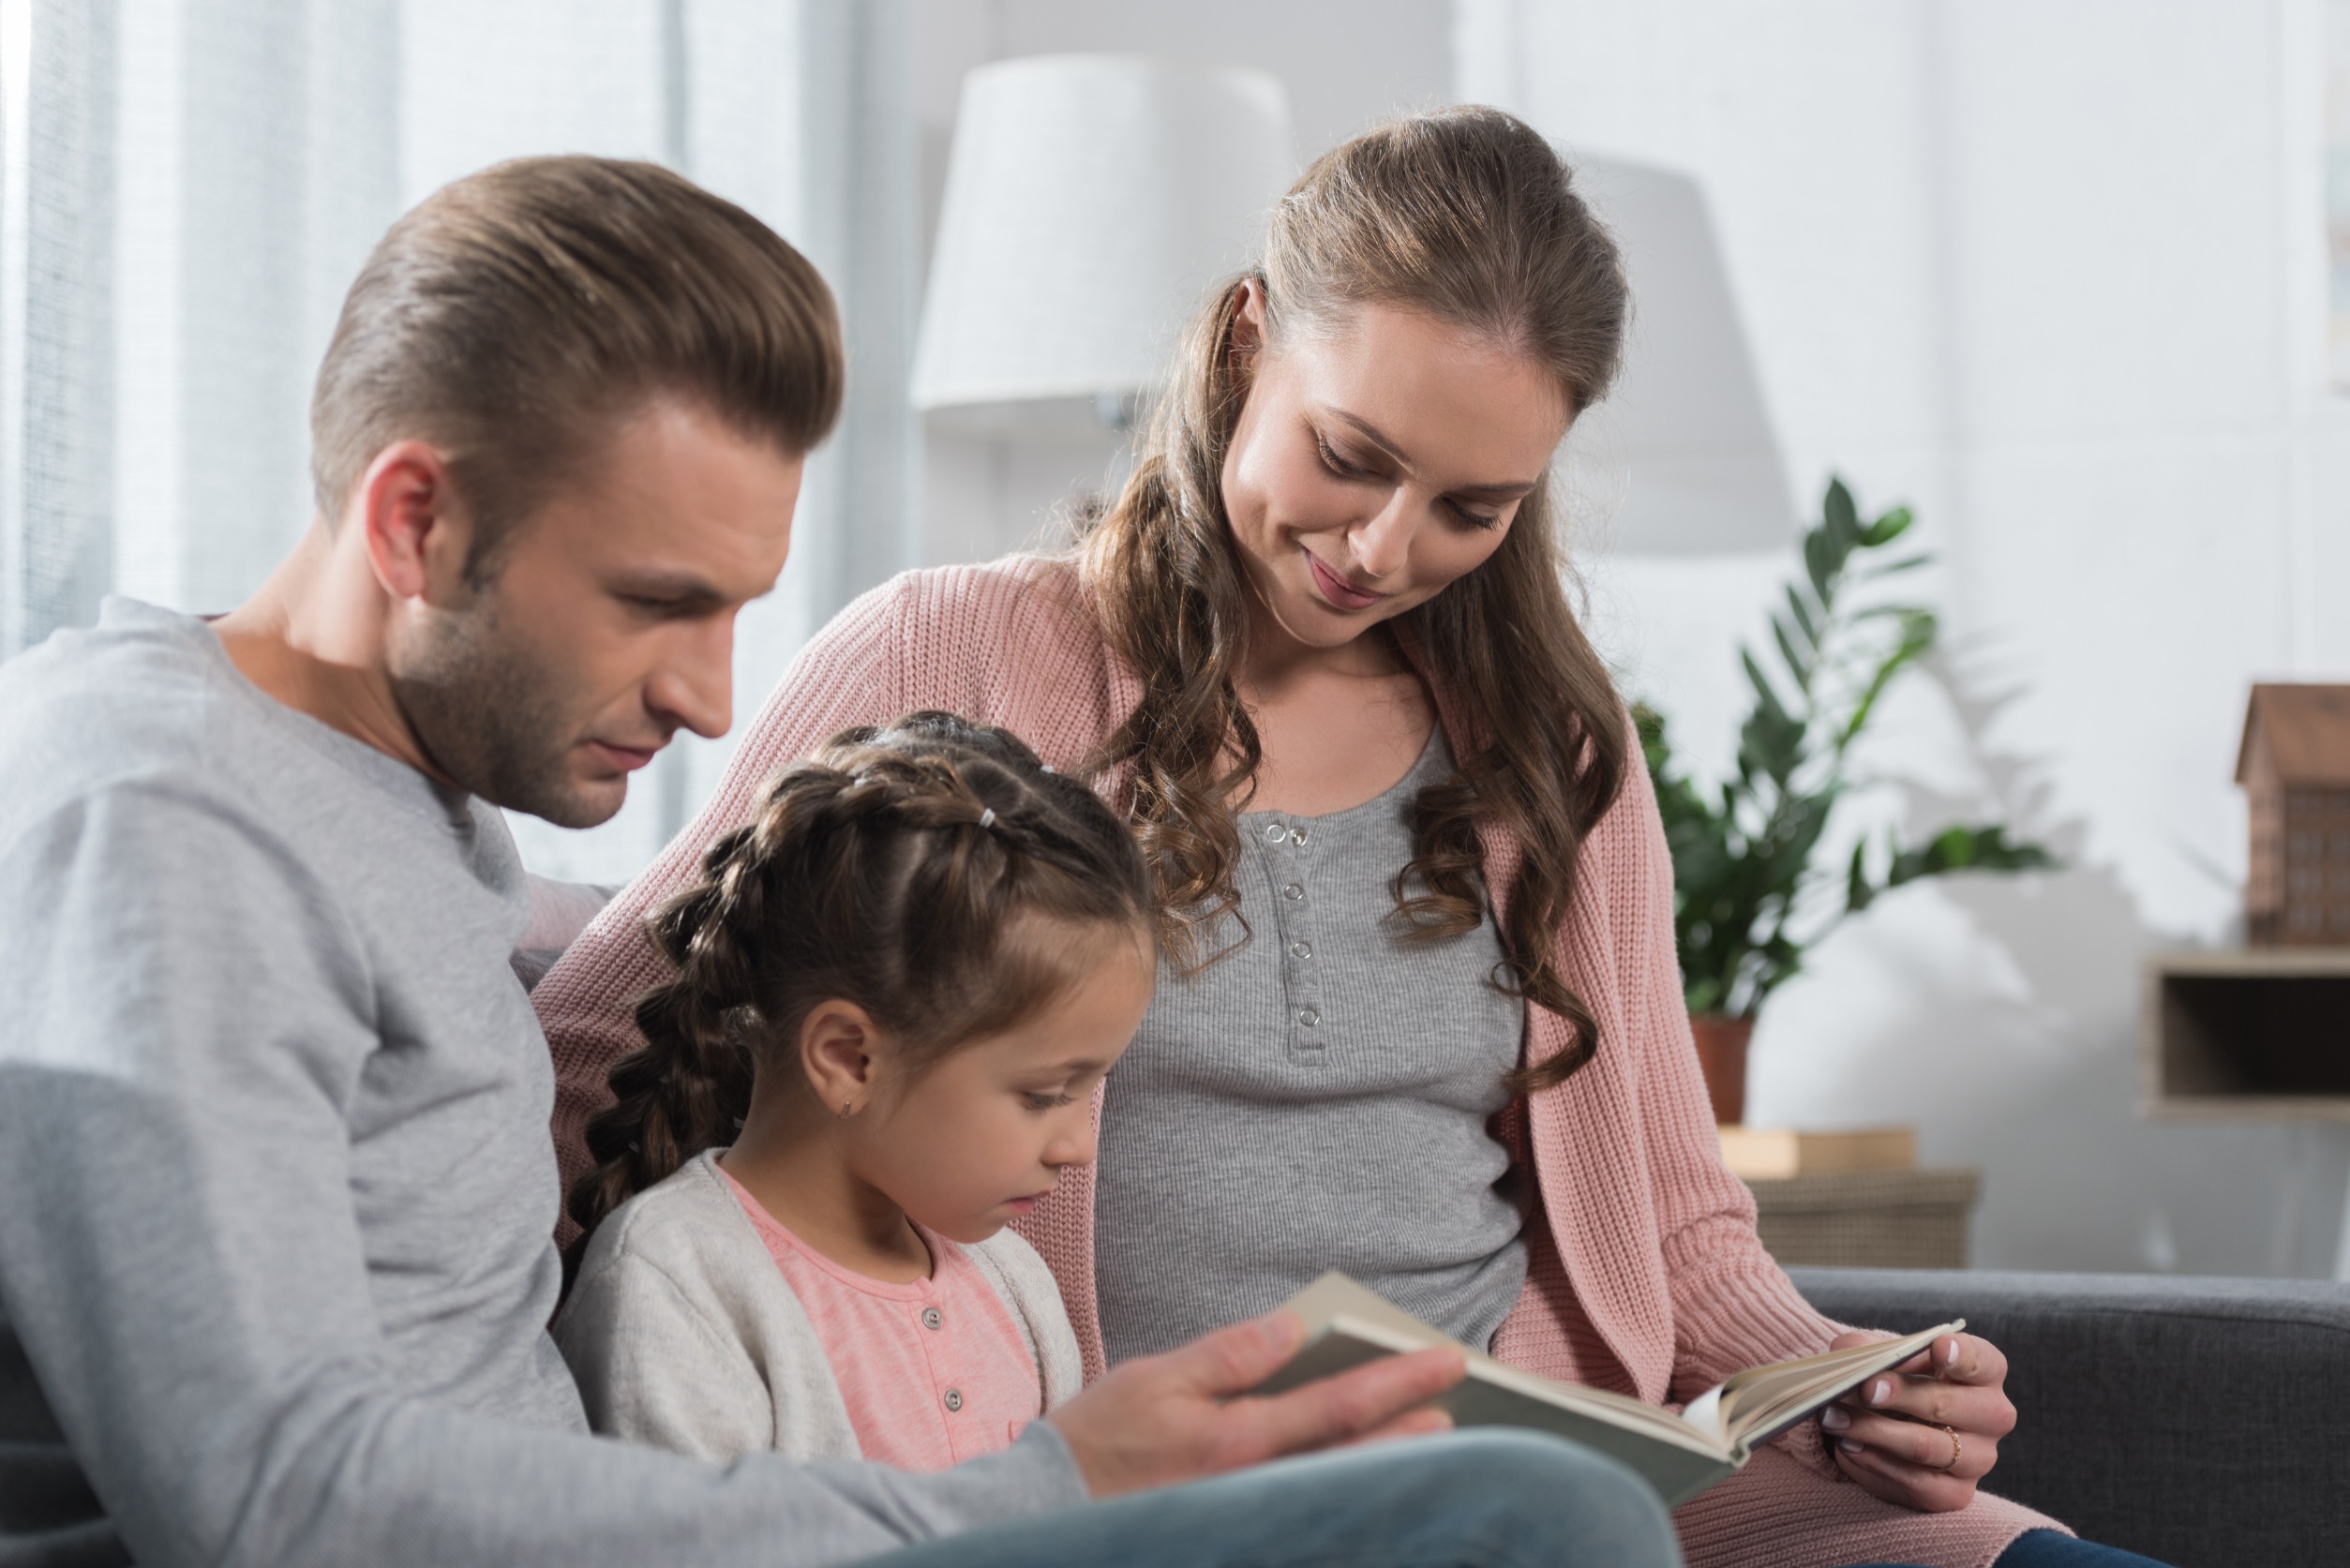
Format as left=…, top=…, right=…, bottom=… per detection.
left=2238, top=683, right=2350, bottom=946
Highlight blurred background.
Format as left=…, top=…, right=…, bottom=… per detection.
left=5, top=0, right=2348, bottom=1280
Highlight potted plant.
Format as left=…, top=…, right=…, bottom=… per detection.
left=1635, top=478, right=2056, bottom=1125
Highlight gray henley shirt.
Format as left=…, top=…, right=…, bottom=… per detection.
left=1093, top=732, right=1531, bottom=1366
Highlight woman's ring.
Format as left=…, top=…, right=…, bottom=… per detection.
left=1934, top=1424, right=1962, bottom=1472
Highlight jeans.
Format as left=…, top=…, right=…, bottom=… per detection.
left=1853, top=1529, right=2175, bottom=1568
left=860, top=1429, right=1682, bottom=1568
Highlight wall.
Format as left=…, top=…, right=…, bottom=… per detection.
left=1464, top=0, right=2350, bottom=1276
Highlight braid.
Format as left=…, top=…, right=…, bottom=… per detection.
left=566, top=711, right=1155, bottom=1256
left=568, top=818, right=774, bottom=1244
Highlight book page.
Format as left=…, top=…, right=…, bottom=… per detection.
left=1254, top=1279, right=1736, bottom=1504
left=1271, top=1274, right=1722, bottom=1456
left=1711, top=1321, right=1962, bottom=1450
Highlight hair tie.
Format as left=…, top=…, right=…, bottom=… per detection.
left=979, top=807, right=997, bottom=829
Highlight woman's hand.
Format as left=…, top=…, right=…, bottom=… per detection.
left=1816, top=1330, right=2015, bottom=1512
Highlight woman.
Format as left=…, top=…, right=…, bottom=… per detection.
left=535, top=109, right=2138, bottom=1568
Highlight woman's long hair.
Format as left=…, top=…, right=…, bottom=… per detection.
left=568, top=712, right=1154, bottom=1249
left=1078, top=107, right=1630, bottom=1096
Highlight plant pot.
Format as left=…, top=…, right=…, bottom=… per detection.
left=1687, top=1012, right=1754, bottom=1127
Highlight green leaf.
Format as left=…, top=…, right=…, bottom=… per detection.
left=1846, top=839, right=1877, bottom=914
left=1803, top=527, right=1834, bottom=605
left=1741, top=649, right=1793, bottom=728
left=1860, top=505, right=1915, bottom=547
left=1858, top=553, right=1933, bottom=581
left=1837, top=610, right=1938, bottom=747
left=1822, top=477, right=1860, bottom=549
left=1633, top=702, right=1669, bottom=772
left=1884, top=824, right=2060, bottom=889
left=1783, top=584, right=1819, bottom=650
left=1739, top=695, right=1806, bottom=785
left=1771, top=615, right=1810, bottom=692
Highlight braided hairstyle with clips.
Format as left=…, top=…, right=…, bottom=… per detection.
left=568, top=711, right=1154, bottom=1251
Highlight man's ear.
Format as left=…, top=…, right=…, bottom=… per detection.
left=351, top=441, right=473, bottom=605
left=800, top=1000, right=884, bottom=1116
left=1227, top=277, right=1268, bottom=384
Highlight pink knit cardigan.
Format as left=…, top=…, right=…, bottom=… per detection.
left=532, top=556, right=2059, bottom=1568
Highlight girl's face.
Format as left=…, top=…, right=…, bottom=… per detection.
left=1219, top=286, right=1572, bottom=655
left=850, top=931, right=1156, bottom=1245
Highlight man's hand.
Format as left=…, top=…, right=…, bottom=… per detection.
left=1043, top=1310, right=1465, bottom=1498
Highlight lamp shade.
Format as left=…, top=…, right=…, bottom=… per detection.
left=1573, top=157, right=1793, bottom=554
left=911, top=54, right=1295, bottom=416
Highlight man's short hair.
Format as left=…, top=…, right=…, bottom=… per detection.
left=310, top=156, right=844, bottom=567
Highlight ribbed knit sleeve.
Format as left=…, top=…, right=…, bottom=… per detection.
left=1609, top=754, right=1848, bottom=1402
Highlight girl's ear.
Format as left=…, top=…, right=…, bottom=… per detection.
left=799, top=999, right=883, bottom=1115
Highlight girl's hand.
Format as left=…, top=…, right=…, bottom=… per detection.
left=1816, top=1330, right=2015, bottom=1512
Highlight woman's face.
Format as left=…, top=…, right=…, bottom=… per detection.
left=1219, top=286, right=1572, bottom=653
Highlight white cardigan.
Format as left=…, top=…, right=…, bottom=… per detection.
left=555, top=1150, right=1085, bottom=1463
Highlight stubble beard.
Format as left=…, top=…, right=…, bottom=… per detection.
left=387, top=595, right=616, bottom=829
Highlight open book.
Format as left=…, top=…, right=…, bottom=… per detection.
left=1252, top=1273, right=1961, bottom=1505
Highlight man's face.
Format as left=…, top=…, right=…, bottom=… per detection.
left=388, top=398, right=801, bottom=827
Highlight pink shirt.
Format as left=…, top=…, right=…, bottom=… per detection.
left=721, top=1170, right=1041, bottom=1471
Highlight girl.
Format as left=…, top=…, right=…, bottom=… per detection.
left=554, top=712, right=1157, bottom=1469
left=539, top=108, right=2147, bottom=1566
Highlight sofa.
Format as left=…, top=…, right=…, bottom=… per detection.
left=1791, top=1267, right=2350, bottom=1568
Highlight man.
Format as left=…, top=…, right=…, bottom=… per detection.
left=0, top=157, right=1678, bottom=1568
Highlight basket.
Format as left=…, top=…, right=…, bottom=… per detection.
left=1744, top=1167, right=1981, bottom=1270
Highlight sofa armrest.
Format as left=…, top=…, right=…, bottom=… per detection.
left=511, top=876, right=620, bottom=993
left=1789, top=1267, right=2350, bottom=1568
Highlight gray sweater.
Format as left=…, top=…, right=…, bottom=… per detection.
left=556, top=1151, right=1083, bottom=1463
left=0, top=601, right=1085, bottom=1568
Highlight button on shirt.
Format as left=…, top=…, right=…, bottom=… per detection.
left=1094, top=730, right=1530, bottom=1364
left=722, top=1171, right=1042, bottom=1469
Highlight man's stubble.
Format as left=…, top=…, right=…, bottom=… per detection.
left=387, top=592, right=620, bottom=829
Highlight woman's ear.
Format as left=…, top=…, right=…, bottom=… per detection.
left=1227, top=277, right=1268, bottom=382
left=799, top=1000, right=882, bottom=1116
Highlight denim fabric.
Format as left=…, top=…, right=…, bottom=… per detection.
left=857, top=1430, right=1682, bottom=1568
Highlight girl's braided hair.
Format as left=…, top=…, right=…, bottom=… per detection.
left=567, top=711, right=1153, bottom=1247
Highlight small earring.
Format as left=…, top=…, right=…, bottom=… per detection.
left=838, top=1099, right=853, bottom=1118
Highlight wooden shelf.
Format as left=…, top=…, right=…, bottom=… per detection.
left=2141, top=949, right=2350, bottom=1121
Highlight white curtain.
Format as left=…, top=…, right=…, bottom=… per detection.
left=0, top=0, right=921, bottom=884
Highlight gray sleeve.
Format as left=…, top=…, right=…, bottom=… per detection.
left=555, top=1247, right=782, bottom=1465
left=0, top=788, right=1087, bottom=1568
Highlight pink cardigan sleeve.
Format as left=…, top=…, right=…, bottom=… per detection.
left=1607, top=741, right=1852, bottom=1471
left=531, top=578, right=911, bottom=1245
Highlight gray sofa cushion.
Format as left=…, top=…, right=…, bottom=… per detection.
left=1790, top=1267, right=2350, bottom=1568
